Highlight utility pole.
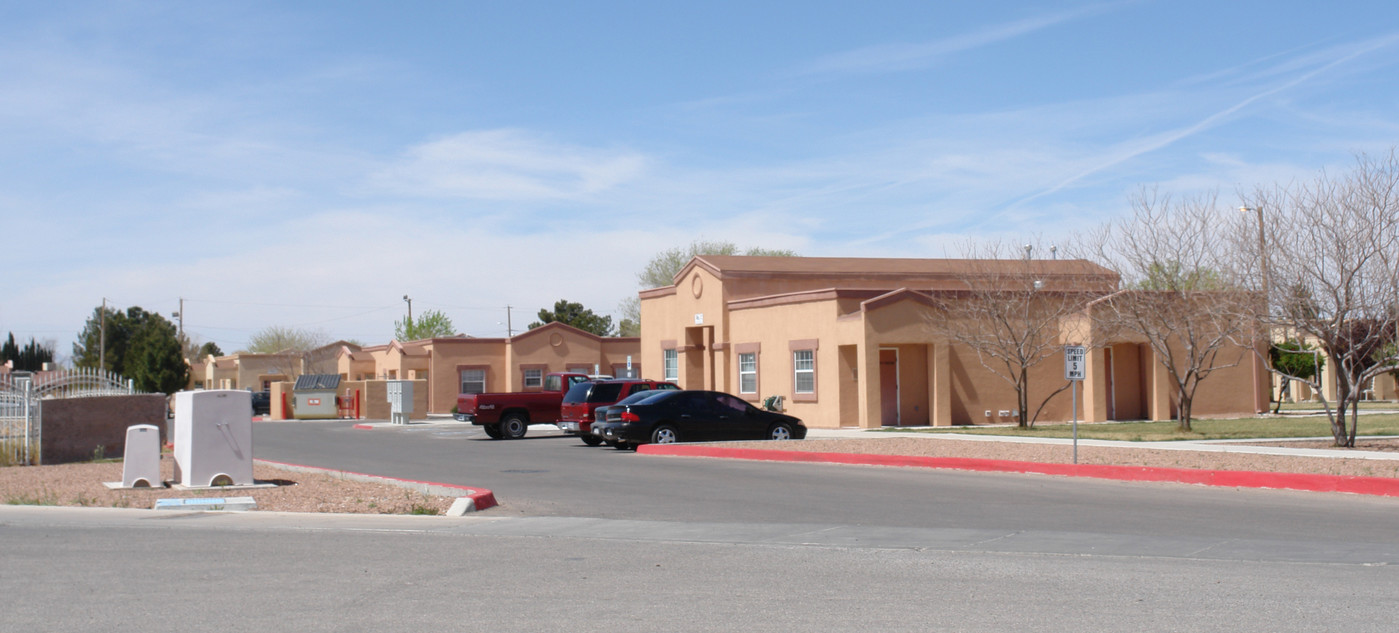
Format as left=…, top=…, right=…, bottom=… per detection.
left=506, top=305, right=513, bottom=337
left=99, top=297, right=106, bottom=372
left=173, top=297, right=184, bottom=339
left=403, top=295, right=412, bottom=334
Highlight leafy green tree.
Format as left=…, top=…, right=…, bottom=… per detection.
left=72, top=305, right=187, bottom=392
left=531, top=300, right=615, bottom=337
left=73, top=306, right=147, bottom=372
left=1269, top=339, right=1325, bottom=413
left=128, top=317, right=190, bottom=394
left=198, top=341, right=223, bottom=359
left=618, top=240, right=798, bottom=332
left=395, top=309, right=456, bottom=340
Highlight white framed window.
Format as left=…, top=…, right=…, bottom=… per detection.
left=794, top=350, right=815, bottom=394
left=663, top=349, right=678, bottom=381
left=522, top=368, right=543, bottom=388
left=460, top=369, right=486, bottom=395
left=738, top=352, right=757, bottom=394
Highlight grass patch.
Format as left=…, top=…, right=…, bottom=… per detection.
left=906, top=413, right=1399, bottom=442
left=1276, top=401, right=1396, bottom=412
left=409, top=503, right=439, bottom=516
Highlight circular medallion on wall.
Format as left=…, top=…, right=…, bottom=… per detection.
left=691, top=274, right=703, bottom=298
left=550, top=333, right=564, bottom=347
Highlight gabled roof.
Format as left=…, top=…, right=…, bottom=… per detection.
left=508, top=320, right=620, bottom=343
left=672, top=255, right=1118, bottom=288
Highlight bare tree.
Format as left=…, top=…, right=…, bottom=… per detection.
left=1087, top=189, right=1255, bottom=431
left=244, top=326, right=333, bottom=380
left=925, top=241, right=1099, bottom=427
left=1245, top=152, right=1399, bottom=447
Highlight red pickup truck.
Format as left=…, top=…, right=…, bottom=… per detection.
left=455, top=372, right=591, bottom=439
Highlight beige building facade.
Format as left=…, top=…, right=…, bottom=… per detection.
left=640, top=255, right=1269, bottom=429
left=334, top=322, right=642, bottom=415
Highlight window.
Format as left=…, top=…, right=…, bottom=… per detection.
left=794, top=350, right=815, bottom=394
left=523, top=368, right=543, bottom=388
left=460, top=369, right=486, bottom=395
left=789, top=340, right=819, bottom=402
left=738, top=352, right=757, bottom=394
left=663, top=349, right=678, bottom=381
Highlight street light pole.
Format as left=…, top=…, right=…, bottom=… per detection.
left=1240, top=206, right=1267, bottom=303
left=1241, top=205, right=1267, bottom=413
left=402, top=295, right=412, bottom=334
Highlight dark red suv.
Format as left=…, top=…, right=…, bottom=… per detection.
left=557, top=379, right=679, bottom=445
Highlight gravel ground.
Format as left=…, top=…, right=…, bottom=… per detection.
left=0, top=458, right=455, bottom=515
left=5, top=436, right=1398, bottom=514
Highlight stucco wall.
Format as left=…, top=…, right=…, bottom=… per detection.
left=39, top=394, right=167, bottom=465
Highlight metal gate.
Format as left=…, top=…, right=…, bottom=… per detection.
left=1, top=368, right=136, bottom=465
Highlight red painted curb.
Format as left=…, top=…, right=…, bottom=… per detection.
left=352, top=424, right=373, bottom=430
left=255, top=459, right=498, bottom=510
left=635, top=445, right=1399, bottom=497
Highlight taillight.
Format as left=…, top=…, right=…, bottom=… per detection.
left=620, top=411, right=640, bottom=423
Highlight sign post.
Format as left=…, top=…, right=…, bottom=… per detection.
left=1064, top=345, right=1086, bottom=464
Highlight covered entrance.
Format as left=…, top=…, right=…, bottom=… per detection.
left=880, top=348, right=899, bottom=426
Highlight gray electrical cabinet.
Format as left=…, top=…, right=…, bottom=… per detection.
left=121, top=424, right=162, bottom=488
left=386, top=380, right=414, bottom=425
left=292, top=374, right=341, bottom=420
left=173, top=390, right=254, bottom=487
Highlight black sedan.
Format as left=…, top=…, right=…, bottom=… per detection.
left=591, top=389, right=805, bottom=448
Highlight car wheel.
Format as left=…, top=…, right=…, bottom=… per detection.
left=650, top=425, right=679, bottom=444
left=482, top=424, right=502, bottom=439
left=768, top=422, right=794, bottom=441
left=501, top=414, right=529, bottom=439
left=581, top=435, right=603, bottom=446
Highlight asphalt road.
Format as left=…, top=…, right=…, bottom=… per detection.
left=250, top=420, right=1399, bottom=562
left=4, top=507, right=1397, bottom=633
left=6, top=420, right=1398, bottom=632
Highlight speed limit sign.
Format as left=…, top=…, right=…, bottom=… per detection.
left=1064, top=345, right=1086, bottom=381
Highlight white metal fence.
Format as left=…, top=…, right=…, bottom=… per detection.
left=0, top=368, right=136, bottom=465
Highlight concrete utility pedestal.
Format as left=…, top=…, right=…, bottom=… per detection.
left=172, top=390, right=254, bottom=487
left=121, top=424, right=162, bottom=488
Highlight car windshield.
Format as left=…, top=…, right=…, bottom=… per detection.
left=562, top=381, right=593, bottom=404
left=586, top=382, right=626, bottom=403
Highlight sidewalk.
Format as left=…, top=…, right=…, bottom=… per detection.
left=804, top=427, right=1399, bottom=461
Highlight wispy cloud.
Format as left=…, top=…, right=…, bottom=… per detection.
left=1013, top=31, right=1399, bottom=206
left=369, top=130, right=648, bottom=200
left=799, top=2, right=1128, bottom=76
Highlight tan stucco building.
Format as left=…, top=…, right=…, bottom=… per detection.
left=640, top=255, right=1269, bottom=429
left=334, top=322, right=642, bottom=415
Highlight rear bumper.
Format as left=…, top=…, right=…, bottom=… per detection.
left=591, top=422, right=645, bottom=443
left=557, top=419, right=591, bottom=435
left=454, top=413, right=477, bottom=423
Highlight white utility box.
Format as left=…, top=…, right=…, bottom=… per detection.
left=121, top=424, right=162, bottom=488
left=173, top=390, right=254, bottom=487
left=386, top=380, right=414, bottom=425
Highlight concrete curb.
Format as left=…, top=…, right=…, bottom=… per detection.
left=635, top=445, right=1399, bottom=497
left=254, top=459, right=498, bottom=513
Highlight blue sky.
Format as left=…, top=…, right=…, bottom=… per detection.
left=2, top=1, right=1397, bottom=359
